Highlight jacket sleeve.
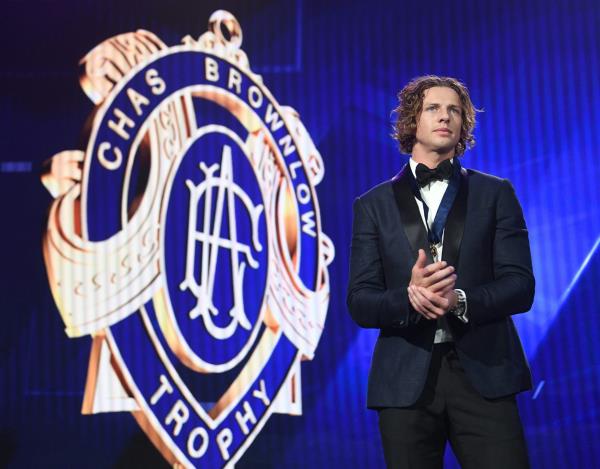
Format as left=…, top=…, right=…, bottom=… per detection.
left=346, top=196, right=419, bottom=329
left=463, top=179, right=535, bottom=325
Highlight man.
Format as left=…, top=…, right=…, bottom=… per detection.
left=346, top=75, right=534, bottom=468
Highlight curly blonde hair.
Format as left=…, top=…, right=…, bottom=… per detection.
left=392, top=75, right=479, bottom=156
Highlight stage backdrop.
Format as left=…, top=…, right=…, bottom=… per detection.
left=1, top=0, right=599, bottom=467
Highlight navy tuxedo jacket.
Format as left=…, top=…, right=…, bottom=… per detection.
left=347, top=163, right=534, bottom=408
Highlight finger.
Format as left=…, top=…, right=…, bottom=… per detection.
left=413, top=286, right=445, bottom=317
left=422, top=266, right=455, bottom=287
left=408, top=287, right=436, bottom=319
left=407, top=287, right=426, bottom=315
left=417, top=286, right=444, bottom=306
left=429, top=277, right=456, bottom=294
left=417, top=309, right=435, bottom=320
left=411, top=251, right=429, bottom=278
left=418, top=287, right=450, bottom=311
left=412, top=263, right=444, bottom=287
left=411, top=252, right=435, bottom=287
left=429, top=274, right=457, bottom=293
left=422, top=261, right=448, bottom=277
left=417, top=286, right=450, bottom=312
left=437, top=285, right=455, bottom=296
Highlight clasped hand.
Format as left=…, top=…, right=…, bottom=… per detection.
left=407, top=249, right=458, bottom=320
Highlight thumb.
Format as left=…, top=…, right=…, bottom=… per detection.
left=416, top=249, right=427, bottom=268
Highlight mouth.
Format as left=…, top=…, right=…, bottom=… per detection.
left=434, top=128, right=452, bottom=135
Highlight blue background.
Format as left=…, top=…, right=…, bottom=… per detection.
left=1, top=0, right=599, bottom=467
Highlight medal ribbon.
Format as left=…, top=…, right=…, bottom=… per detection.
left=408, top=159, right=461, bottom=252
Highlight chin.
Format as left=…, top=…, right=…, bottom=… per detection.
left=433, top=146, right=455, bottom=154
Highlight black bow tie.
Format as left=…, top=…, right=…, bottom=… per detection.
left=415, top=159, right=453, bottom=187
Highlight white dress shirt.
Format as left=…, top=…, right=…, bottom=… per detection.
left=408, top=158, right=468, bottom=343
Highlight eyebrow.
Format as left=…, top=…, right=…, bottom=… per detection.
left=424, top=102, right=461, bottom=108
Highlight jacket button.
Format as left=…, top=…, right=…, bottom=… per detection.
left=393, top=319, right=405, bottom=328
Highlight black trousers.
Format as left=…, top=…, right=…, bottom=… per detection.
left=378, top=343, right=529, bottom=469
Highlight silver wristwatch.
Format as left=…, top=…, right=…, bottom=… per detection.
left=450, top=289, right=468, bottom=323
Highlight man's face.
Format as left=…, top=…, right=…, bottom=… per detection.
left=414, top=86, right=463, bottom=155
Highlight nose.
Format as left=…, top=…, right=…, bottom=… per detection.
left=439, top=108, right=450, bottom=122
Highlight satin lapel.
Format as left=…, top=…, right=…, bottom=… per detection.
left=442, top=166, right=468, bottom=267
left=391, top=165, right=431, bottom=262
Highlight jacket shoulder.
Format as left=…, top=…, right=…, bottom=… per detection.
left=355, top=179, right=395, bottom=206
left=465, top=168, right=512, bottom=192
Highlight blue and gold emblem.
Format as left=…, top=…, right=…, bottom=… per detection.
left=42, top=10, right=334, bottom=467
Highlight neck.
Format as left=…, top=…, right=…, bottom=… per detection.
left=411, top=147, right=455, bottom=169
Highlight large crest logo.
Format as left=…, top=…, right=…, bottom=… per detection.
left=42, top=11, right=334, bottom=467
